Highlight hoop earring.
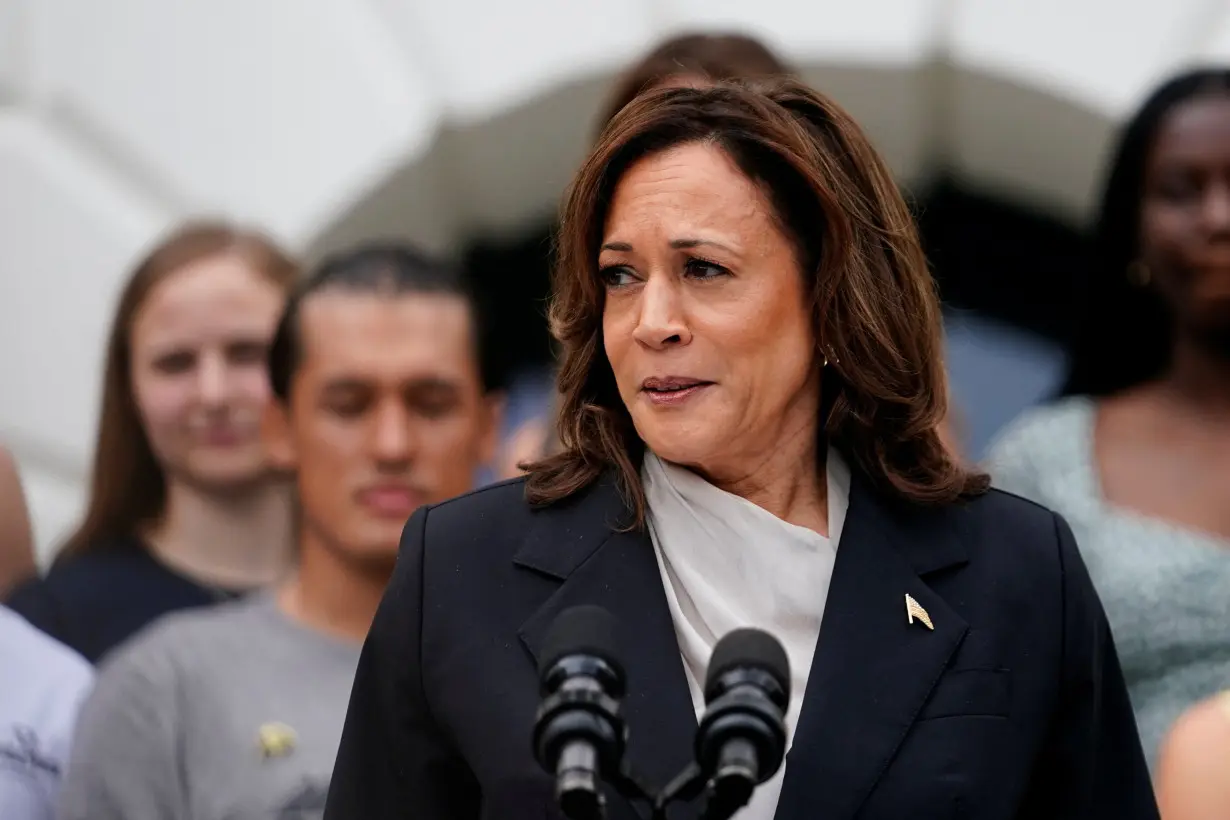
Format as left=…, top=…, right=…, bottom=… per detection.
left=1127, top=260, right=1152, bottom=287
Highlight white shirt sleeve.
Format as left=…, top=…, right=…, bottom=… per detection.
left=0, top=606, right=94, bottom=820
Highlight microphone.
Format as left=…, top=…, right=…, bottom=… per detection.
left=532, top=605, right=629, bottom=820
left=695, top=628, right=791, bottom=819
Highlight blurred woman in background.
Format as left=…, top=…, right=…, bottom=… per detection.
left=595, top=31, right=792, bottom=127
left=6, top=222, right=299, bottom=663
left=987, top=68, right=1230, bottom=767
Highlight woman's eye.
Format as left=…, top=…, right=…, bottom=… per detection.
left=600, top=265, right=637, bottom=287
left=685, top=258, right=729, bottom=280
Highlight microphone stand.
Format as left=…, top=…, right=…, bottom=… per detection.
left=649, top=762, right=706, bottom=820
left=599, top=761, right=709, bottom=820
left=556, top=756, right=761, bottom=819
left=564, top=758, right=754, bottom=820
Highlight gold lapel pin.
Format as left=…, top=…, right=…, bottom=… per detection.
left=905, top=594, right=934, bottom=631
left=257, top=722, right=298, bottom=759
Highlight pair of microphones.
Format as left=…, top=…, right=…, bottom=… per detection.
left=532, top=605, right=790, bottom=820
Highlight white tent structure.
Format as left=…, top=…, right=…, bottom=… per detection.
left=3, top=0, right=1229, bottom=557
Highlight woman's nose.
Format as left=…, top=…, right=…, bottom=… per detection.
left=631, top=275, right=692, bottom=350
left=195, top=355, right=229, bottom=406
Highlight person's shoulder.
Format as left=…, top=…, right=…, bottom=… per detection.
left=985, top=396, right=1092, bottom=465
left=959, top=484, right=1057, bottom=536
left=0, top=606, right=91, bottom=799
left=409, top=473, right=619, bottom=568
left=6, top=542, right=146, bottom=621
left=983, top=396, right=1095, bottom=502
left=120, top=593, right=263, bottom=652
left=941, top=485, right=1071, bottom=575
left=0, top=604, right=92, bottom=690
left=18, top=540, right=149, bottom=595
left=429, top=475, right=533, bottom=517
left=95, top=595, right=261, bottom=688
left=415, top=476, right=537, bottom=545
left=1156, top=691, right=1230, bottom=813
left=1163, top=692, right=1230, bottom=755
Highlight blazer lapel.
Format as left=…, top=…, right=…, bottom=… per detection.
left=516, top=474, right=699, bottom=820
left=775, top=473, right=970, bottom=820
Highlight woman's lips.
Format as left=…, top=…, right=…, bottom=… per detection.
left=641, top=379, right=714, bottom=406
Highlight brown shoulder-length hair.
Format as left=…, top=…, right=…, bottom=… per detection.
left=527, top=80, right=989, bottom=526
left=58, top=221, right=299, bottom=560
left=597, top=32, right=792, bottom=131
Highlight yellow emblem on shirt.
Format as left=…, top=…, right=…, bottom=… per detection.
left=257, top=722, right=298, bottom=759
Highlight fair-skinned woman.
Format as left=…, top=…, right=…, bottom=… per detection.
left=326, top=82, right=1156, bottom=819
left=6, top=222, right=299, bottom=663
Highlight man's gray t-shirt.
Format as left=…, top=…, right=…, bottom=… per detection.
left=56, top=593, right=361, bottom=820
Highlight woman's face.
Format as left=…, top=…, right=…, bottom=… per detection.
left=129, top=253, right=285, bottom=492
left=600, top=141, right=821, bottom=480
left=1140, top=93, right=1230, bottom=339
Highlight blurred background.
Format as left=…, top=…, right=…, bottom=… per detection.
left=4, top=0, right=1228, bottom=562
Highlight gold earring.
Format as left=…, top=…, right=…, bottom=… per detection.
left=1127, top=260, right=1152, bottom=286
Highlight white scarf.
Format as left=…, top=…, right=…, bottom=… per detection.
left=642, top=448, right=851, bottom=820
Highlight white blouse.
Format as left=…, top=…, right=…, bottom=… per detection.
left=642, top=449, right=851, bottom=819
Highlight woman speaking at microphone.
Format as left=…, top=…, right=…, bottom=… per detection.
left=325, top=80, right=1158, bottom=819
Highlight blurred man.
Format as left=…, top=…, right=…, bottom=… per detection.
left=56, top=243, right=500, bottom=820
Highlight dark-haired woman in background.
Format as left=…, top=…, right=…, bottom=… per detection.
left=328, top=79, right=1155, bottom=819
left=988, top=68, right=1230, bottom=768
left=597, top=31, right=792, bottom=126
left=6, top=222, right=299, bottom=663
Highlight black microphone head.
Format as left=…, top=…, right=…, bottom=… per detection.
left=539, top=605, right=624, bottom=682
left=704, top=627, right=790, bottom=703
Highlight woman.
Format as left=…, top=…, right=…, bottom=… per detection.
left=6, top=222, right=298, bottom=664
left=495, top=32, right=792, bottom=480
left=986, top=69, right=1230, bottom=768
left=325, top=82, right=1156, bottom=819
left=498, top=33, right=964, bottom=478
left=597, top=31, right=791, bottom=127
left=1156, top=691, right=1230, bottom=818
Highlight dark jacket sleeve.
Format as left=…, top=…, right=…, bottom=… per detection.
left=1018, top=513, right=1159, bottom=819
left=323, top=506, right=480, bottom=820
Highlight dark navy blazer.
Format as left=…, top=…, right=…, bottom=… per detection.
left=325, top=466, right=1158, bottom=820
